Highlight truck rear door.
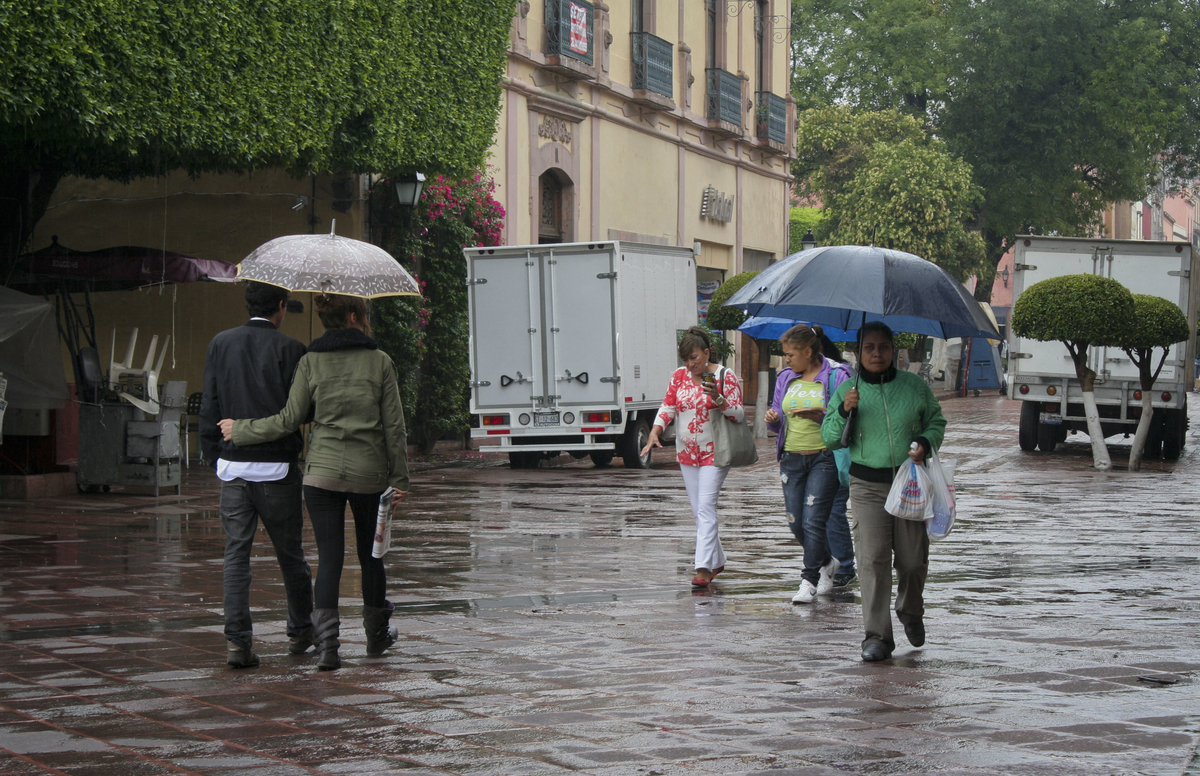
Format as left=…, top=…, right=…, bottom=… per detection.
left=467, top=248, right=542, bottom=412
left=1102, top=243, right=1192, bottom=385
left=543, top=245, right=620, bottom=410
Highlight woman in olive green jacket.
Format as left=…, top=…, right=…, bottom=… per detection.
left=220, top=293, right=409, bottom=670
left=822, top=321, right=946, bottom=663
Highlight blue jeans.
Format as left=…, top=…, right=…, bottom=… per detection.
left=780, top=450, right=840, bottom=585
left=827, top=483, right=855, bottom=575
left=220, top=467, right=313, bottom=649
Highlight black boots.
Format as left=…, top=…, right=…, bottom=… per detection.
left=363, top=601, right=398, bottom=657
left=310, top=608, right=341, bottom=670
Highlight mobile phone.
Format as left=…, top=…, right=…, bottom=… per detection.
left=701, top=371, right=716, bottom=386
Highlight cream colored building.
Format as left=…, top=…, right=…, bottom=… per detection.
left=493, top=0, right=795, bottom=301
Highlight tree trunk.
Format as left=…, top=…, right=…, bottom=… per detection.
left=1127, top=394, right=1154, bottom=472
left=0, top=165, right=62, bottom=281
left=1081, top=390, right=1111, bottom=471
left=754, top=337, right=771, bottom=439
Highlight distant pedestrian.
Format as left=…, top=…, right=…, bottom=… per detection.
left=641, top=326, right=745, bottom=588
left=764, top=324, right=853, bottom=604
left=220, top=293, right=409, bottom=670
left=822, top=322, right=946, bottom=662
left=199, top=282, right=313, bottom=669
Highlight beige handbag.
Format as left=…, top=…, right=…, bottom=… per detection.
left=710, top=367, right=758, bottom=468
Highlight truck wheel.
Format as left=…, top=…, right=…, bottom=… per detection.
left=1036, top=421, right=1058, bottom=452
left=621, top=417, right=652, bottom=469
left=1019, top=402, right=1039, bottom=451
left=590, top=451, right=615, bottom=468
left=1162, top=407, right=1186, bottom=460
left=508, top=451, right=536, bottom=469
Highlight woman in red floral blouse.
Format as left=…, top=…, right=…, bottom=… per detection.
left=642, top=327, right=746, bottom=587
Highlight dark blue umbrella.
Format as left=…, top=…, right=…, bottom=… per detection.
left=725, top=245, right=999, bottom=340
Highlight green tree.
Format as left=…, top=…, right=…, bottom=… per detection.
left=795, top=107, right=987, bottom=283
left=1010, top=274, right=1134, bottom=470
left=1121, top=294, right=1189, bottom=471
left=0, top=0, right=514, bottom=271
left=790, top=0, right=1200, bottom=286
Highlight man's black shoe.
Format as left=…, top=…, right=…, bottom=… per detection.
left=901, top=616, right=925, bottom=647
left=832, top=571, right=856, bottom=588
left=226, top=645, right=260, bottom=668
left=861, top=641, right=890, bottom=662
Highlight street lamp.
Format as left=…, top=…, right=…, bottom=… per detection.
left=1000, top=267, right=1010, bottom=287
left=394, top=172, right=426, bottom=225
left=800, top=229, right=817, bottom=251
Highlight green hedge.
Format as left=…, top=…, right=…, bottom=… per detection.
left=0, top=0, right=514, bottom=177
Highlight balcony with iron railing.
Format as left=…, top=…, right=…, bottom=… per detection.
left=756, top=91, right=787, bottom=147
left=630, top=32, right=674, bottom=107
left=544, top=0, right=596, bottom=79
left=706, top=68, right=742, bottom=135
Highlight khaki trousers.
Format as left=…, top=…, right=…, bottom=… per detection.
left=848, top=477, right=929, bottom=653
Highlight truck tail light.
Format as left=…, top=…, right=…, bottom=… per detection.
left=1046, top=386, right=1057, bottom=396
left=562, top=412, right=575, bottom=425
left=1019, top=384, right=1029, bottom=395
left=1162, top=392, right=1172, bottom=402
left=481, top=414, right=509, bottom=426
left=1134, top=391, right=1142, bottom=400
left=585, top=411, right=611, bottom=423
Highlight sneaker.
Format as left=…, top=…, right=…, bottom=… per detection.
left=832, top=571, right=857, bottom=588
left=791, top=579, right=818, bottom=604
left=226, top=645, right=260, bottom=669
left=816, top=558, right=841, bottom=595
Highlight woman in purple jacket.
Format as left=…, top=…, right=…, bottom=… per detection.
left=764, top=324, right=852, bottom=604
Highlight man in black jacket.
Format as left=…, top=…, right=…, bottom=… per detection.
left=200, top=282, right=313, bottom=668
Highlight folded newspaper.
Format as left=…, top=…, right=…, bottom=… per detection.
left=371, top=487, right=397, bottom=559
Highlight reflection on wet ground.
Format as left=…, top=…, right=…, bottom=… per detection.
left=0, top=395, right=1197, bottom=774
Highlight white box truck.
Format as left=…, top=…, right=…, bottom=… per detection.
left=465, top=241, right=697, bottom=468
left=1008, top=235, right=1198, bottom=459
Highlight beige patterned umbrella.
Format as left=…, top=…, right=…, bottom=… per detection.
left=237, top=223, right=420, bottom=299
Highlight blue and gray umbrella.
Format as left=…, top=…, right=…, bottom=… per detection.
left=725, top=245, right=999, bottom=340
left=737, top=316, right=855, bottom=342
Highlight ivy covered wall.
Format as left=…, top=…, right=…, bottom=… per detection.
left=0, top=0, right=515, bottom=269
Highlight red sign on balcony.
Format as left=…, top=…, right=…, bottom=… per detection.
left=569, top=3, right=589, bottom=55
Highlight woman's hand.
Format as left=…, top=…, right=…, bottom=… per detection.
left=909, top=442, right=927, bottom=464
left=702, top=382, right=723, bottom=403
left=640, top=427, right=664, bottom=458
left=764, top=408, right=779, bottom=424
left=218, top=419, right=235, bottom=442
left=391, top=491, right=409, bottom=516
left=842, top=388, right=859, bottom=412
left=795, top=408, right=824, bottom=422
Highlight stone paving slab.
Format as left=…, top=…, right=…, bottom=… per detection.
left=0, top=396, right=1197, bottom=774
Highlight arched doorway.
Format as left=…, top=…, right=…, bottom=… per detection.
left=538, top=171, right=565, bottom=244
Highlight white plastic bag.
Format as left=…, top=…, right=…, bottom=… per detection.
left=885, top=459, right=931, bottom=521
left=924, top=449, right=957, bottom=540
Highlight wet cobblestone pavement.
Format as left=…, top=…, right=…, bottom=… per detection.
left=0, top=395, right=1198, bottom=775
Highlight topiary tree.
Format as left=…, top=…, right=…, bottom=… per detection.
left=709, top=271, right=775, bottom=436
left=1010, top=274, right=1134, bottom=470
left=1121, top=294, right=1189, bottom=471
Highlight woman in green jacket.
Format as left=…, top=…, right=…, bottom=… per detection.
left=822, top=322, right=946, bottom=663
left=220, top=293, right=409, bottom=670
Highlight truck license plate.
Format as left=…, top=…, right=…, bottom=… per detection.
left=1039, top=412, right=1062, bottom=424
left=533, top=412, right=560, bottom=427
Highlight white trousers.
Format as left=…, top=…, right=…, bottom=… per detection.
left=680, top=464, right=730, bottom=571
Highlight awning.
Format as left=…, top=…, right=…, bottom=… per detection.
left=13, top=237, right=237, bottom=291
